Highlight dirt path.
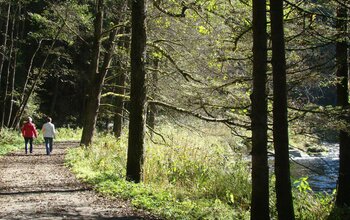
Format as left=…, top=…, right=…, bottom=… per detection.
left=0, top=142, right=159, bottom=220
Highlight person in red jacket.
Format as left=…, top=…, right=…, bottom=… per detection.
left=21, top=117, right=38, bottom=154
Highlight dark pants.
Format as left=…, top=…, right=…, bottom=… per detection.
left=44, top=137, right=53, bottom=155
left=24, top=137, right=33, bottom=154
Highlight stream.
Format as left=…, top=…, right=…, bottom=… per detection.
left=289, top=143, right=339, bottom=193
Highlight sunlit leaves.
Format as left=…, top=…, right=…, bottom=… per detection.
left=197, top=25, right=210, bottom=35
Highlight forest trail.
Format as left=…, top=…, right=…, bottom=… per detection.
left=0, top=142, right=158, bottom=220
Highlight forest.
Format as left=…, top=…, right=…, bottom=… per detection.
left=0, top=0, right=349, bottom=219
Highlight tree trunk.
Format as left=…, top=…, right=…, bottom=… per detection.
left=1, top=7, right=16, bottom=128
left=0, top=3, right=11, bottom=128
left=7, top=49, right=17, bottom=127
left=80, top=0, right=119, bottom=146
left=250, top=0, right=269, bottom=219
left=80, top=0, right=104, bottom=146
left=0, top=2, right=11, bottom=94
left=335, top=4, right=350, bottom=208
left=7, top=3, right=20, bottom=127
left=126, top=0, right=147, bottom=183
left=270, top=0, right=295, bottom=219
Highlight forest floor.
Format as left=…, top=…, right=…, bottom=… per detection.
left=0, top=142, right=160, bottom=220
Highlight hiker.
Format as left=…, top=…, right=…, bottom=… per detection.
left=21, top=117, right=38, bottom=154
left=42, top=117, right=56, bottom=155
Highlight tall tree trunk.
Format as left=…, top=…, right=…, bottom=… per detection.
left=126, top=0, right=147, bottom=183
left=80, top=0, right=119, bottom=146
left=270, top=0, right=295, bottom=219
left=335, top=3, right=350, bottom=208
left=0, top=3, right=11, bottom=128
left=1, top=7, right=16, bottom=128
left=250, top=0, right=269, bottom=219
left=0, top=3, right=11, bottom=95
left=7, top=49, right=17, bottom=127
left=80, top=0, right=103, bottom=146
left=7, top=3, right=20, bottom=127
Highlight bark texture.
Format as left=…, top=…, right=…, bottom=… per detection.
left=270, top=0, right=295, bottom=219
left=250, top=0, right=269, bottom=219
left=335, top=4, right=350, bottom=208
left=126, top=0, right=147, bottom=183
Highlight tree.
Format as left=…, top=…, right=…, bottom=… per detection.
left=80, top=0, right=123, bottom=146
left=126, top=0, right=147, bottom=183
left=250, top=0, right=269, bottom=219
left=335, top=1, right=350, bottom=208
left=1, top=2, right=15, bottom=128
left=270, top=0, right=295, bottom=219
left=80, top=0, right=104, bottom=146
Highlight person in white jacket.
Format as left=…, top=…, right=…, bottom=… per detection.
left=42, top=117, right=56, bottom=155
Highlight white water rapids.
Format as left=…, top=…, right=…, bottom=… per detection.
left=289, top=143, right=339, bottom=193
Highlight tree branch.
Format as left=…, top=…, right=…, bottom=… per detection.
left=152, top=0, right=188, bottom=17
left=148, top=42, right=201, bottom=83
left=149, top=100, right=249, bottom=129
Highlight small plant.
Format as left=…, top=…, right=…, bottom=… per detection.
left=293, top=177, right=334, bottom=220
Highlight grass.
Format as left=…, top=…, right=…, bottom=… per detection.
left=0, top=128, right=23, bottom=155
left=55, top=127, right=82, bottom=141
left=66, top=122, right=251, bottom=219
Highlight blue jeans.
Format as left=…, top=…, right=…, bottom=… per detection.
left=44, top=137, right=53, bottom=155
left=24, top=137, right=33, bottom=154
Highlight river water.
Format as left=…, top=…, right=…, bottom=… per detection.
left=289, top=143, right=339, bottom=193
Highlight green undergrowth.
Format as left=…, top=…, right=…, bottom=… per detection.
left=65, top=122, right=336, bottom=219
left=0, top=128, right=23, bottom=155
left=55, top=127, right=82, bottom=141
left=66, top=123, right=251, bottom=219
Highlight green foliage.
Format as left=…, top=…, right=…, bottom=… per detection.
left=55, top=127, right=82, bottom=141
left=292, top=177, right=334, bottom=220
left=66, top=122, right=336, bottom=219
left=294, top=177, right=312, bottom=193
left=66, top=124, right=251, bottom=219
left=0, top=128, right=23, bottom=155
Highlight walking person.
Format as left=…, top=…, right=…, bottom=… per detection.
left=42, top=117, right=56, bottom=155
left=21, top=117, right=38, bottom=154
